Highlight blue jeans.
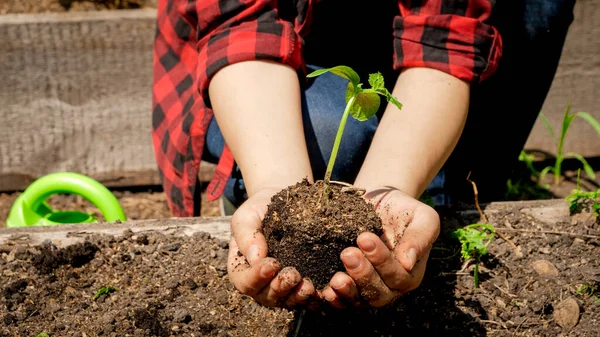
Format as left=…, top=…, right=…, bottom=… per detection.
left=202, top=0, right=576, bottom=208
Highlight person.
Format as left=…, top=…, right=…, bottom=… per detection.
left=151, top=0, right=576, bottom=308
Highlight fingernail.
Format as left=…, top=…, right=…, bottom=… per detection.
left=342, top=254, right=360, bottom=270
left=331, top=279, right=346, bottom=291
left=406, top=248, right=418, bottom=271
left=360, top=239, right=376, bottom=253
left=260, top=264, right=275, bottom=278
left=247, top=245, right=259, bottom=264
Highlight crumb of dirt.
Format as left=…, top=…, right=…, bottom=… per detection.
left=262, top=179, right=383, bottom=289
left=32, top=241, right=98, bottom=274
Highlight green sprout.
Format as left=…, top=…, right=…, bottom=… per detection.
left=453, top=223, right=495, bottom=288
left=306, top=66, right=402, bottom=199
left=93, top=285, right=117, bottom=300
left=36, top=333, right=50, bottom=337
left=566, top=169, right=600, bottom=216
left=576, top=284, right=596, bottom=297
left=519, top=150, right=539, bottom=179
left=539, top=102, right=600, bottom=185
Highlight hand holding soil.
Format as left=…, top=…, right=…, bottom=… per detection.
left=319, top=187, right=440, bottom=308
left=226, top=188, right=316, bottom=308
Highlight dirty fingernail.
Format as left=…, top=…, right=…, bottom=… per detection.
left=406, top=248, right=418, bottom=271
left=360, top=239, right=376, bottom=253
left=260, top=264, right=276, bottom=278
left=343, top=254, right=360, bottom=270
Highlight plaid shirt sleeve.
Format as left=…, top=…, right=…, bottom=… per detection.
left=394, top=0, right=502, bottom=83
left=152, top=0, right=307, bottom=217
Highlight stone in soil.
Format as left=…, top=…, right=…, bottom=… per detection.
left=262, top=179, right=383, bottom=289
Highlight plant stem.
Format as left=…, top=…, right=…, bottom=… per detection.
left=322, top=95, right=356, bottom=199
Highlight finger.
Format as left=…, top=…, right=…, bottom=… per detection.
left=254, top=267, right=302, bottom=307
left=284, top=278, right=316, bottom=308
left=395, top=204, right=440, bottom=273
left=357, top=232, right=413, bottom=291
left=329, top=272, right=360, bottom=307
left=340, top=247, right=397, bottom=307
left=230, top=200, right=270, bottom=265
left=228, top=236, right=280, bottom=296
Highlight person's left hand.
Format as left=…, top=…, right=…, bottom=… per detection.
left=318, top=187, right=440, bottom=308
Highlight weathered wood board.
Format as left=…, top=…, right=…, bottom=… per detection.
left=0, top=9, right=161, bottom=191
left=0, top=2, right=598, bottom=192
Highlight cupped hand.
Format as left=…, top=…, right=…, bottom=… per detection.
left=227, top=188, right=316, bottom=308
left=319, top=187, right=440, bottom=308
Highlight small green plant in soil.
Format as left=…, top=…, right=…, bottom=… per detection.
left=566, top=169, right=600, bottom=216
left=262, top=66, right=402, bottom=290
left=453, top=224, right=495, bottom=288
left=454, top=174, right=496, bottom=288
left=538, top=102, right=600, bottom=185
left=93, top=285, right=117, bottom=300
left=36, top=333, right=50, bottom=337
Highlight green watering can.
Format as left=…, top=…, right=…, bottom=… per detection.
left=6, top=172, right=126, bottom=228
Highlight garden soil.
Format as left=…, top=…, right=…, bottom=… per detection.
left=1, top=200, right=599, bottom=336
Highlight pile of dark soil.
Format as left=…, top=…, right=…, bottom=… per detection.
left=262, top=180, right=383, bottom=289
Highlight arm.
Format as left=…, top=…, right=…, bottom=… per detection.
left=196, top=2, right=315, bottom=307
left=209, top=60, right=313, bottom=195
left=320, top=0, right=502, bottom=308
left=354, top=67, right=469, bottom=197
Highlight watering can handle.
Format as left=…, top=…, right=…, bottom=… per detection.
left=21, top=172, right=126, bottom=222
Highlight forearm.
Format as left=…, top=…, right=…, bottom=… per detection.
left=354, top=67, right=469, bottom=198
left=208, top=60, right=312, bottom=195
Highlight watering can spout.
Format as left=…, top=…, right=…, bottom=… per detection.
left=6, top=172, right=126, bottom=228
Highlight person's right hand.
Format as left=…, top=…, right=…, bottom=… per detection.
left=227, top=188, right=316, bottom=308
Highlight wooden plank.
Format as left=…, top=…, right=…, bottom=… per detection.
left=0, top=9, right=161, bottom=191
left=524, top=0, right=600, bottom=157
left=0, top=216, right=232, bottom=248
left=0, top=199, right=569, bottom=248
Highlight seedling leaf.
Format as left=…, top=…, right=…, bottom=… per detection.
left=540, top=113, right=557, bottom=145
left=349, top=92, right=381, bottom=121
left=576, top=112, right=600, bottom=136
left=567, top=152, right=596, bottom=179
left=453, top=224, right=495, bottom=260
left=368, top=72, right=385, bottom=91
left=36, top=334, right=50, bottom=337
left=307, top=66, right=360, bottom=92
left=93, top=285, right=117, bottom=300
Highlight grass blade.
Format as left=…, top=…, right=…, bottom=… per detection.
left=567, top=152, right=596, bottom=179
left=576, top=112, right=600, bottom=136
left=539, top=113, right=557, bottom=145
left=539, top=166, right=553, bottom=183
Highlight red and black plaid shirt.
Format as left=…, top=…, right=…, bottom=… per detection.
left=152, top=0, right=502, bottom=217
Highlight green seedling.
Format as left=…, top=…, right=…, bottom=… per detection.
left=566, top=169, right=600, bottom=216
left=36, top=333, right=50, bottom=337
left=576, top=284, right=596, bottom=297
left=454, top=173, right=496, bottom=288
left=453, top=223, right=495, bottom=288
left=519, top=150, right=539, bottom=179
left=93, top=285, right=117, bottom=300
left=539, top=102, right=600, bottom=185
left=306, top=66, right=402, bottom=199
